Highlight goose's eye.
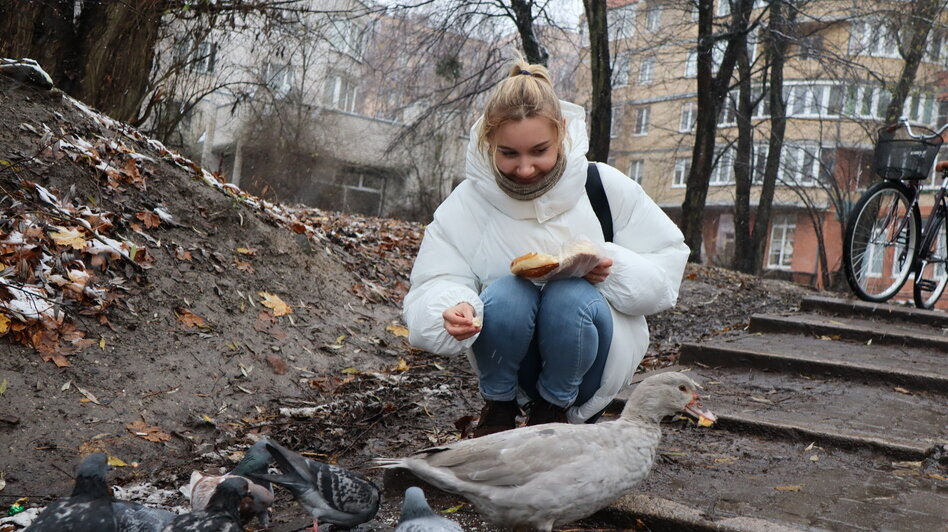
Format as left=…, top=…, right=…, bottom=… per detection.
left=678, top=385, right=687, bottom=392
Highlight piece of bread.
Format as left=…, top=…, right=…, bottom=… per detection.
left=510, top=252, right=560, bottom=278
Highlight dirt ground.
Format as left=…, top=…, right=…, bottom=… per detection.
left=0, top=75, right=821, bottom=530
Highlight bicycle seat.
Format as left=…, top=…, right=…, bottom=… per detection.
left=937, top=160, right=948, bottom=172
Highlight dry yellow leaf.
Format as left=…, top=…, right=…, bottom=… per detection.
left=385, top=324, right=409, bottom=337
left=236, top=247, right=256, bottom=255
left=125, top=420, right=172, bottom=443
left=176, top=309, right=207, bottom=328
left=775, top=485, right=803, bottom=492
left=893, top=387, right=911, bottom=395
left=394, top=358, right=410, bottom=372
left=259, top=292, right=292, bottom=316
left=0, top=313, right=10, bottom=335
left=50, top=227, right=87, bottom=250
left=108, top=456, right=128, bottom=467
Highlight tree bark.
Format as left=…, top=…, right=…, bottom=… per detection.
left=751, top=0, right=791, bottom=274
left=509, top=0, right=549, bottom=66
left=732, top=40, right=754, bottom=271
left=884, top=0, right=948, bottom=124
left=583, top=0, right=611, bottom=163
left=680, top=0, right=754, bottom=263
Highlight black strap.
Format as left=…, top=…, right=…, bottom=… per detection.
left=585, top=162, right=613, bottom=243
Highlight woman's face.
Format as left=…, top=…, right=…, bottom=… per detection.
left=492, top=116, right=560, bottom=185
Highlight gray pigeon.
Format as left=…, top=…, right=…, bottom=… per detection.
left=251, top=440, right=380, bottom=531
left=113, top=500, right=176, bottom=532
left=395, top=487, right=462, bottom=532
left=162, top=477, right=248, bottom=532
left=188, top=439, right=273, bottom=527
left=26, top=452, right=117, bottom=531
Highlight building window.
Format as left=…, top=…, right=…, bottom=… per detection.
left=674, top=157, right=691, bottom=187
left=711, top=147, right=735, bottom=185
left=753, top=142, right=769, bottom=184
left=784, top=83, right=844, bottom=118
left=176, top=40, right=217, bottom=74
left=610, top=5, right=637, bottom=42
left=610, top=107, right=620, bottom=138
left=629, top=159, right=645, bottom=183
left=633, top=106, right=650, bottom=135
left=849, top=20, right=899, bottom=58
left=685, top=49, right=698, bottom=78
left=680, top=102, right=697, bottom=132
left=328, top=18, right=365, bottom=59
left=767, top=214, right=796, bottom=270
left=638, top=56, right=655, bottom=85
left=323, top=73, right=358, bottom=112
left=799, top=34, right=824, bottom=60
left=614, top=51, right=632, bottom=87
left=262, top=62, right=293, bottom=95
left=780, top=144, right=822, bottom=187
left=646, top=5, right=662, bottom=32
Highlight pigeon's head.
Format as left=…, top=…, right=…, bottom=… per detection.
left=72, top=452, right=111, bottom=498
left=399, top=486, right=436, bottom=521
left=625, top=372, right=716, bottom=426
left=233, top=439, right=273, bottom=476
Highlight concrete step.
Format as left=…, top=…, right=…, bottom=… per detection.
left=748, top=312, right=948, bottom=350
left=679, top=333, right=948, bottom=392
left=616, top=368, right=947, bottom=460
left=800, top=295, right=948, bottom=328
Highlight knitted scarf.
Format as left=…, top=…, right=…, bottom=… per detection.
left=494, top=152, right=566, bottom=201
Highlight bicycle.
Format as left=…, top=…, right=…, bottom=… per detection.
left=843, top=119, right=948, bottom=310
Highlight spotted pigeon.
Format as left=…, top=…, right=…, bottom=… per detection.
left=162, top=477, right=248, bottom=532
left=395, top=487, right=462, bottom=532
left=25, top=452, right=116, bottom=532
left=188, top=439, right=274, bottom=527
left=113, top=500, right=176, bottom=532
left=252, top=440, right=380, bottom=531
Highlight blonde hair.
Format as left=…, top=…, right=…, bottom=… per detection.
left=477, top=58, right=565, bottom=160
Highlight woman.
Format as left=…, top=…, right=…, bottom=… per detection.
left=403, top=58, right=689, bottom=436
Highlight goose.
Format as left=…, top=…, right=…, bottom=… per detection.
left=373, top=371, right=715, bottom=531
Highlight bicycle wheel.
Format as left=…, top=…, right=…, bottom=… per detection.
left=844, top=181, right=920, bottom=301
left=913, top=209, right=948, bottom=309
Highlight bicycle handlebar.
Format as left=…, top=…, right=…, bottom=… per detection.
left=897, top=117, right=948, bottom=139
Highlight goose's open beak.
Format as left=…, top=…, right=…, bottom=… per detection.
left=683, top=392, right=717, bottom=427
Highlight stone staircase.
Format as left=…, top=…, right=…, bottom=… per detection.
left=607, top=295, right=948, bottom=532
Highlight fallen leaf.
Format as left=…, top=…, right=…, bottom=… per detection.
left=50, top=227, right=87, bottom=250
left=809, top=455, right=819, bottom=462
left=266, top=356, right=287, bottom=375
left=236, top=247, right=256, bottom=255
left=0, top=314, right=10, bottom=334
left=341, top=367, right=361, bottom=374
left=393, top=358, right=410, bottom=372
left=385, top=324, right=409, bottom=337
left=176, top=248, right=192, bottom=261
left=99, top=337, right=106, bottom=350
left=108, top=456, right=128, bottom=467
left=0, top=379, right=6, bottom=396
left=259, top=292, right=292, bottom=316
left=749, top=395, right=774, bottom=405
left=775, top=485, right=803, bottom=492
left=893, top=387, right=911, bottom=395
left=135, top=211, right=161, bottom=229
left=125, top=420, right=171, bottom=443
left=892, top=460, right=923, bottom=469
left=176, top=309, right=207, bottom=328
left=442, top=502, right=467, bottom=514
left=74, top=384, right=100, bottom=405
left=234, top=257, right=254, bottom=273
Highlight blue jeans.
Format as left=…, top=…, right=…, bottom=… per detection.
left=472, top=275, right=613, bottom=408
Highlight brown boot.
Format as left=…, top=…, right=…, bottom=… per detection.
left=526, top=398, right=568, bottom=426
left=473, top=400, right=519, bottom=437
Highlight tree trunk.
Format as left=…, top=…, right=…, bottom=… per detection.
left=732, top=40, right=754, bottom=271
left=751, top=0, right=791, bottom=274
left=681, top=0, right=754, bottom=263
left=509, top=0, right=549, bottom=66
left=583, top=0, right=611, bottom=163
left=884, top=0, right=948, bottom=124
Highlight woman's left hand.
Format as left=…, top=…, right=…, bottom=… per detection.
left=584, top=257, right=613, bottom=284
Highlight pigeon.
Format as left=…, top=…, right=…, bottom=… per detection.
left=188, top=439, right=274, bottom=527
left=113, top=500, right=176, bottom=532
left=395, top=487, right=462, bottom=532
left=162, top=477, right=249, bottom=532
left=251, top=440, right=380, bottom=531
left=373, top=372, right=716, bottom=531
left=26, top=452, right=117, bottom=531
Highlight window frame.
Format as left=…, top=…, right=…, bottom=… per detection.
left=766, top=213, right=796, bottom=270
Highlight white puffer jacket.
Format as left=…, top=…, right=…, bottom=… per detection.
left=403, top=101, right=690, bottom=422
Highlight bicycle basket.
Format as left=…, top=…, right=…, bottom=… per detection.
left=873, top=124, right=944, bottom=180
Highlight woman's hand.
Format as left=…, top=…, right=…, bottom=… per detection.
left=584, top=257, right=614, bottom=284
left=442, top=302, right=481, bottom=341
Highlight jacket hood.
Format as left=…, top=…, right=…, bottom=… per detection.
left=465, top=100, right=590, bottom=222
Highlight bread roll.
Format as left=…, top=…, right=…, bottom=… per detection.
left=510, top=252, right=559, bottom=278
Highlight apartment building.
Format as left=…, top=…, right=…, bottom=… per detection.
left=591, top=0, right=947, bottom=302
